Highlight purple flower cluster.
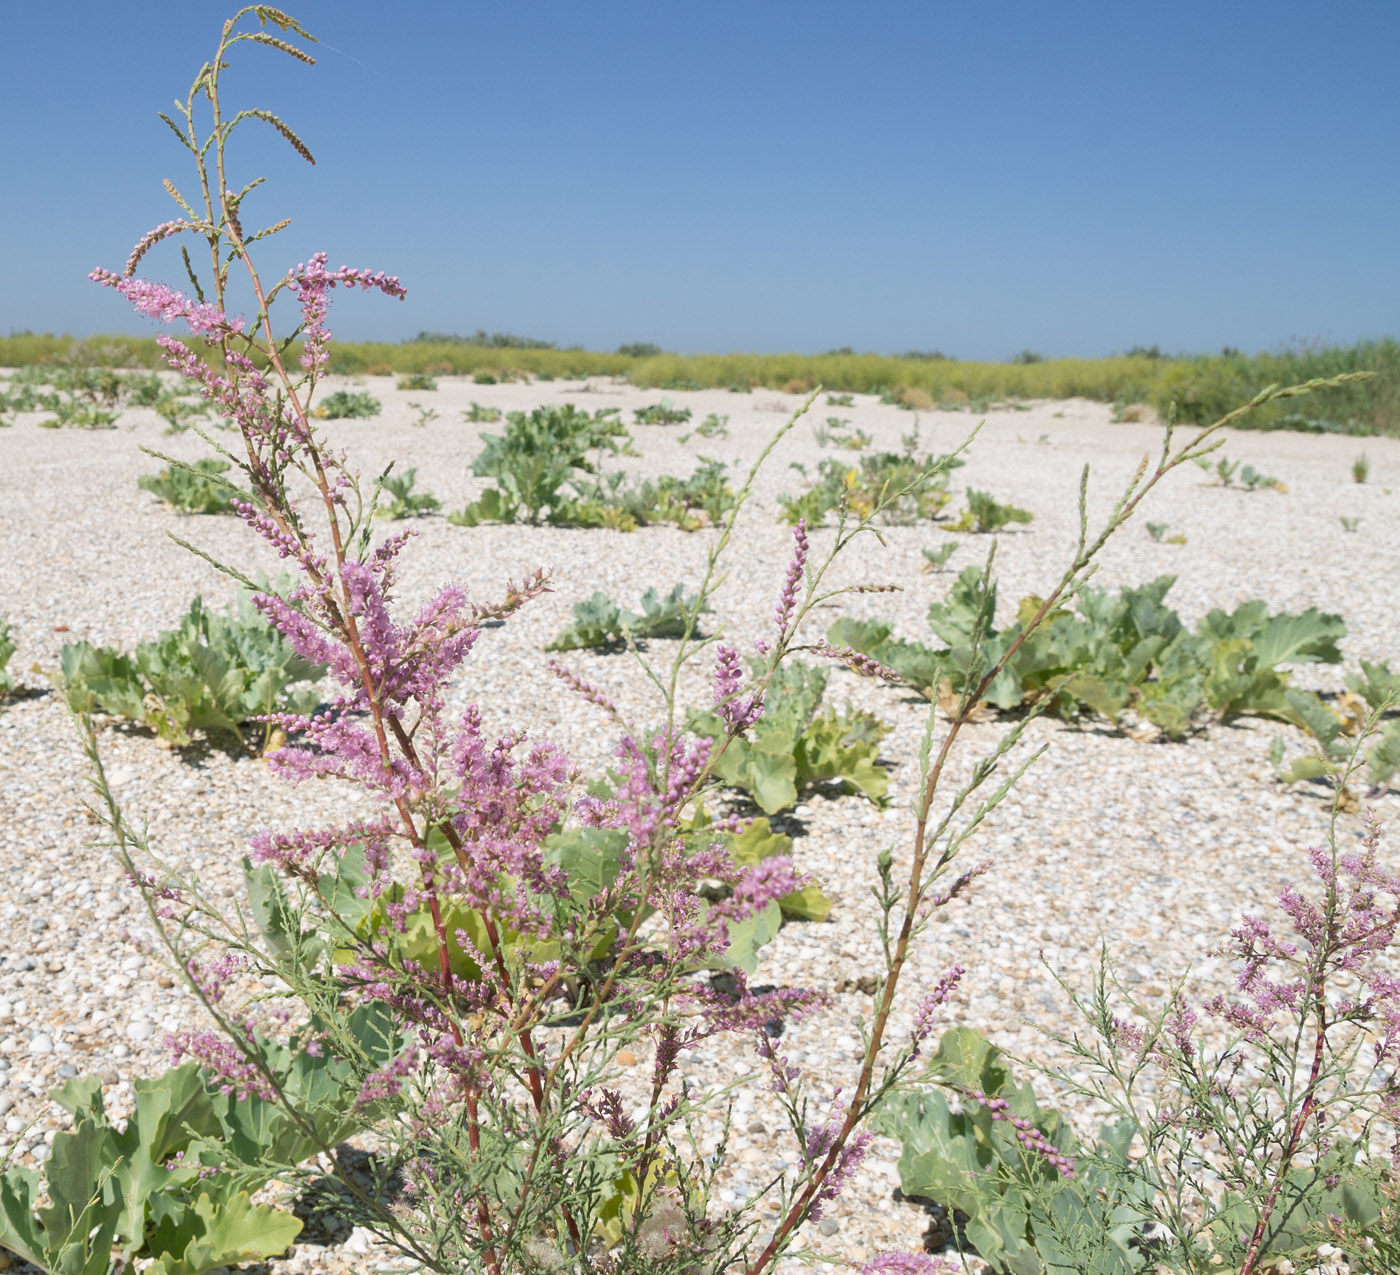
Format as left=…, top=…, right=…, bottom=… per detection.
left=285, top=251, right=405, bottom=371
left=90, top=269, right=244, bottom=340
left=911, top=964, right=966, bottom=1051
left=712, top=643, right=763, bottom=732
left=861, top=1255, right=961, bottom=1275
left=965, top=1089, right=1076, bottom=1176
left=774, top=518, right=809, bottom=640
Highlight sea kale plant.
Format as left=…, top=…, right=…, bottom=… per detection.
left=831, top=570, right=1348, bottom=741
left=0, top=618, right=15, bottom=696
left=546, top=584, right=708, bottom=652
left=62, top=8, right=1385, bottom=1275
left=58, top=590, right=324, bottom=751
left=450, top=403, right=634, bottom=526
left=778, top=442, right=964, bottom=527
left=139, top=456, right=248, bottom=514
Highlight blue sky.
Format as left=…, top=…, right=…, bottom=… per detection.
left=6, top=1, right=1397, bottom=360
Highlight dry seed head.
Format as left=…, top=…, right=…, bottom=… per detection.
left=246, top=109, right=315, bottom=165
left=244, top=32, right=316, bottom=65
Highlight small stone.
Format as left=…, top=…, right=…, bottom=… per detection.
left=746, top=1119, right=767, bottom=1136
left=127, top=1021, right=154, bottom=1042
left=27, top=1035, right=53, bottom=1056
left=818, top=1218, right=839, bottom=1237
left=57, top=1064, right=78, bottom=1079
left=342, top=1227, right=374, bottom=1255
left=615, top=1049, right=638, bottom=1067
left=27, top=919, right=47, bottom=934
left=12, top=959, right=34, bottom=973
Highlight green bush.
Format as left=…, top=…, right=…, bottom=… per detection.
left=396, top=372, right=438, bottom=391
left=138, top=458, right=246, bottom=515
left=0, top=1002, right=398, bottom=1275
left=1272, top=658, right=1400, bottom=788
left=546, top=585, right=707, bottom=651
left=565, top=460, right=738, bottom=532
left=0, top=618, right=14, bottom=696
left=57, top=591, right=326, bottom=750
left=948, top=488, right=1035, bottom=533
left=830, top=570, right=1345, bottom=739
left=680, top=412, right=729, bottom=441
left=872, top=1028, right=1152, bottom=1275
left=634, top=399, right=692, bottom=425
left=314, top=389, right=380, bottom=419
left=376, top=466, right=441, bottom=519
left=690, top=659, right=888, bottom=815
left=450, top=404, right=633, bottom=525
left=778, top=445, right=963, bottom=526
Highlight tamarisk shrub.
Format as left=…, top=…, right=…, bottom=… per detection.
left=81, top=7, right=1377, bottom=1273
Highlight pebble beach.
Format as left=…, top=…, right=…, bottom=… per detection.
left=0, top=372, right=1396, bottom=1273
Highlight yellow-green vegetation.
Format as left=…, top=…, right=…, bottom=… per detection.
left=4, top=333, right=1397, bottom=433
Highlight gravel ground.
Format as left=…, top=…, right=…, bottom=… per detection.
left=0, top=372, right=1396, bottom=1274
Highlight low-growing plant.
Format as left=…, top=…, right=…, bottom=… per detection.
left=568, top=459, right=739, bottom=532
left=314, top=388, right=380, bottom=418
left=58, top=589, right=325, bottom=751
left=155, top=389, right=216, bottom=433
left=679, top=411, right=729, bottom=442
left=1341, top=514, right=1362, bottom=532
left=1144, top=520, right=1186, bottom=544
left=1353, top=450, right=1370, bottom=482
left=450, top=403, right=633, bottom=525
left=462, top=400, right=502, bottom=423
left=921, top=541, right=957, bottom=571
left=0, top=618, right=14, bottom=696
left=376, top=466, right=441, bottom=519
left=689, top=653, right=890, bottom=815
left=830, top=569, right=1346, bottom=739
left=875, top=790, right=1400, bottom=1273
left=634, top=398, right=692, bottom=425
left=814, top=417, right=872, bottom=449
left=408, top=400, right=439, bottom=426
left=1193, top=453, right=1283, bottom=491
left=778, top=443, right=964, bottom=526
left=39, top=395, right=121, bottom=429
left=1271, top=658, right=1400, bottom=790
left=138, top=457, right=246, bottom=514
left=948, top=487, right=1034, bottom=533
left=546, top=584, right=708, bottom=652
left=397, top=372, right=438, bottom=391
left=72, top=13, right=1384, bottom=1274
left=826, top=392, right=854, bottom=406
left=0, top=1017, right=397, bottom=1275
left=872, top=1028, right=1151, bottom=1274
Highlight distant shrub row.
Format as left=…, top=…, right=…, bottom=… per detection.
left=3, top=331, right=1396, bottom=434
